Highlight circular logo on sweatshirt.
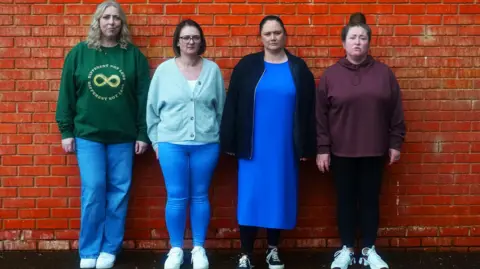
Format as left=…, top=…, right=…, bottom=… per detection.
left=88, top=64, right=126, bottom=101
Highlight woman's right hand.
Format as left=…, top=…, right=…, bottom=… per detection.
left=316, top=153, right=330, bottom=173
left=61, top=138, right=75, bottom=153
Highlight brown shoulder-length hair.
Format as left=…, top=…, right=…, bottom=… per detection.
left=86, top=0, right=131, bottom=50
left=172, top=19, right=207, bottom=56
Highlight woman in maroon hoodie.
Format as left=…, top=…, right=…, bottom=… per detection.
left=316, top=13, right=405, bottom=269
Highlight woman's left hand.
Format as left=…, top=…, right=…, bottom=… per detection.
left=389, top=148, right=401, bottom=165
left=135, top=141, right=149, bottom=155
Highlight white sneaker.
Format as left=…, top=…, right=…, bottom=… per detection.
left=331, top=245, right=355, bottom=269
left=80, top=258, right=96, bottom=269
left=95, top=252, right=115, bottom=269
left=164, top=247, right=184, bottom=269
left=359, top=246, right=389, bottom=269
left=191, top=246, right=209, bottom=269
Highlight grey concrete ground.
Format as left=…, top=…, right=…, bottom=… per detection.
left=0, top=250, right=479, bottom=269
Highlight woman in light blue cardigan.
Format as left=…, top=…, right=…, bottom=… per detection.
left=146, top=19, right=225, bottom=269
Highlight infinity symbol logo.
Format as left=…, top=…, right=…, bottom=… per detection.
left=93, top=74, right=121, bottom=88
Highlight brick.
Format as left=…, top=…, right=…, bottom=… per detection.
left=33, top=5, right=64, bottom=14
left=2, top=177, right=33, bottom=187
left=14, top=15, right=46, bottom=25
left=51, top=208, right=80, bottom=218
left=55, top=230, right=79, bottom=240
left=32, top=113, right=56, bottom=123
left=459, top=4, right=480, bottom=14
left=51, top=187, right=80, bottom=197
left=18, top=187, right=50, bottom=197
left=23, top=230, right=54, bottom=240
left=38, top=240, right=70, bottom=250
left=0, top=5, right=30, bottom=14
left=19, top=209, right=50, bottom=218
left=330, top=4, right=362, bottom=14
left=231, top=4, right=262, bottom=14
left=215, top=15, right=246, bottom=25
left=3, top=198, right=35, bottom=208
left=18, top=104, right=50, bottom=114
left=36, top=219, right=68, bottom=229
left=1, top=134, right=32, bottom=144
left=2, top=156, right=33, bottom=166
left=47, top=15, right=80, bottom=26
left=18, top=145, right=50, bottom=155
left=33, top=177, right=65, bottom=187
left=3, top=240, right=36, bottom=250
left=19, top=166, right=49, bottom=176
left=0, top=188, right=17, bottom=197
left=0, top=59, right=13, bottom=69
left=132, top=4, right=164, bottom=14
left=0, top=123, right=16, bottom=133
left=65, top=4, right=96, bottom=14
left=37, top=198, right=67, bottom=208
left=32, top=26, right=64, bottom=36
left=0, top=166, right=17, bottom=176
left=165, top=4, right=195, bottom=14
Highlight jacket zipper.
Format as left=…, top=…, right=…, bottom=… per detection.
left=249, top=69, right=266, bottom=159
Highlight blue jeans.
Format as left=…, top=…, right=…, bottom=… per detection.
left=157, top=142, right=220, bottom=248
left=76, top=138, right=134, bottom=259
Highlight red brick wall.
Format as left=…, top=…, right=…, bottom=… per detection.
left=0, top=0, right=479, bottom=251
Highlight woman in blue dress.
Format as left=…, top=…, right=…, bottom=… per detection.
left=220, top=15, right=317, bottom=269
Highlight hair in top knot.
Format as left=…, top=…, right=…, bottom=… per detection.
left=348, top=12, right=366, bottom=25
left=341, top=12, right=371, bottom=42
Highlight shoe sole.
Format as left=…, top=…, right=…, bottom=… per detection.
left=267, top=264, right=285, bottom=269
left=164, top=263, right=183, bottom=269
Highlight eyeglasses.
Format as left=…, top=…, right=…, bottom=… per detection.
left=179, top=35, right=201, bottom=43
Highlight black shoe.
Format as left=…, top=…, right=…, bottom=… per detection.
left=266, top=248, right=285, bottom=269
left=236, top=254, right=252, bottom=269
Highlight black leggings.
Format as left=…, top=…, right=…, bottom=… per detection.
left=239, top=225, right=281, bottom=255
left=331, top=155, right=386, bottom=248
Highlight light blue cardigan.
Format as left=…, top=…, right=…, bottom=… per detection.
left=146, top=58, right=225, bottom=149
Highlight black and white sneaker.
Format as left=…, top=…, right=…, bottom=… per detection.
left=266, top=248, right=285, bottom=269
left=236, top=254, right=252, bottom=269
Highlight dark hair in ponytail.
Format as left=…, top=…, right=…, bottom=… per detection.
left=341, top=12, right=371, bottom=42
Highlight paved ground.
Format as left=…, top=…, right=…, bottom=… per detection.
left=0, top=250, right=479, bottom=269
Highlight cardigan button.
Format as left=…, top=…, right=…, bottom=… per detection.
left=190, top=134, right=194, bottom=137
left=190, top=117, right=194, bottom=120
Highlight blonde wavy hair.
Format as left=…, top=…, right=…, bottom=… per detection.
left=86, top=0, right=131, bottom=50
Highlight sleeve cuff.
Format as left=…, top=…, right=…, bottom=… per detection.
left=317, top=145, right=330, bottom=154
left=61, top=131, right=74, bottom=139
left=136, top=132, right=150, bottom=144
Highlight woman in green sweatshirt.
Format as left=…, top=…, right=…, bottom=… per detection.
left=55, top=1, right=150, bottom=268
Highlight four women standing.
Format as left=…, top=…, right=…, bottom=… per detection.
left=57, top=1, right=405, bottom=267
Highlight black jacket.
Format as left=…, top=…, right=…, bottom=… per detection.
left=220, top=50, right=317, bottom=160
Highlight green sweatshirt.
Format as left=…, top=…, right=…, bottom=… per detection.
left=55, top=41, right=150, bottom=144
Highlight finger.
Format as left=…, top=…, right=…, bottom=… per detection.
left=135, top=143, right=140, bottom=154
left=71, top=141, right=75, bottom=152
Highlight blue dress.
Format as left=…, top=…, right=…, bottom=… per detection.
left=237, top=61, right=298, bottom=229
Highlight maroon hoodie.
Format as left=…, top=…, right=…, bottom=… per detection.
left=316, top=55, right=406, bottom=157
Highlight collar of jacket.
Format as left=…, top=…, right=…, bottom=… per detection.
left=247, top=49, right=301, bottom=85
